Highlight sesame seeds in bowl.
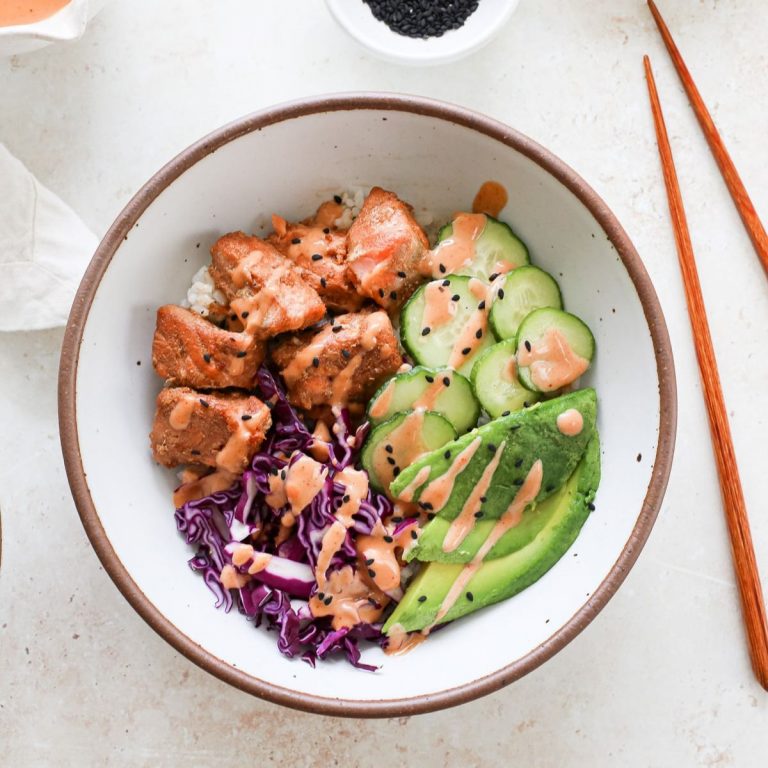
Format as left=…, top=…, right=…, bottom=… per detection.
left=325, top=0, right=521, bottom=66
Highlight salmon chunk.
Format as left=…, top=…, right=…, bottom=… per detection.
left=209, top=232, right=326, bottom=338
left=345, top=187, right=429, bottom=310
left=271, top=310, right=402, bottom=411
left=150, top=387, right=271, bottom=472
left=268, top=208, right=363, bottom=313
left=152, top=305, right=265, bottom=389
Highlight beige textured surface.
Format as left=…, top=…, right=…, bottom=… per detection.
left=1, top=0, right=767, bottom=764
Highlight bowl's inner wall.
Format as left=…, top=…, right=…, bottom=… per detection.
left=76, top=108, right=660, bottom=701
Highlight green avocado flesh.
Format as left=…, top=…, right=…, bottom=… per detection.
left=383, top=432, right=601, bottom=634
left=389, top=388, right=597, bottom=526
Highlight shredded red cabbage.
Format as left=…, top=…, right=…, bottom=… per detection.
left=174, top=367, right=392, bottom=670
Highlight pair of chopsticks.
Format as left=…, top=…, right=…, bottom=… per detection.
left=644, top=1, right=768, bottom=689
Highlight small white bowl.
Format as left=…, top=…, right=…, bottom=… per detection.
left=325, top=0, right=520, bottom=65
left=0, top=0, right=107, bottom=57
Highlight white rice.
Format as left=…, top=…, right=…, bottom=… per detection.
left=182, top=188, right=435, bottom=309
left=182, top=265, right=226, bottom=317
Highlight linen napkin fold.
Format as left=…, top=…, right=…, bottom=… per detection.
left=0, top=143, right=97, bottom=331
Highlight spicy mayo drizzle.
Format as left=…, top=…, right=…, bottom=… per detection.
left=425, top=213, right=487, bottom=277
left=517, top=328, right=589, bottom=392
left=556, top=408, right=584, bottom=436
left=417, top=436, right=483, bottom=512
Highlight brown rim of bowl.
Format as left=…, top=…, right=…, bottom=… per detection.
left=59, top=92, right=677, bottom=719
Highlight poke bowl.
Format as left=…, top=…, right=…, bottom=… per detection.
left=59, top=93, right=676, bottom=717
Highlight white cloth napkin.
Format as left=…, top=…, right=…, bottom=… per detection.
left=0, top=143, right=97, bottom=331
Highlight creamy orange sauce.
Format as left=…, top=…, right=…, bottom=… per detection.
left=384, top=623, right=428, bottom=655
left=311, top=201, right=346, bottom=229
left=172, top=469, right=238, bottom=508
left=280, top=324, right=333, bottom=387
left=361, top=311, right=391, bottom=350
left=331, top=353, right=363, bottom=405
left=230, top=253, right=292, bottom=337
left=216, top=413, right=264, bottom=474
left=447, top=306, right=488, bottom=369
left=504, top=356, right=519, bottom=383
left=247, top=552, right=272, bottom=575
left=425, top=213, right=486, bottom=277
left=168, top=395, right=196, bottom=430
left=472, top=180, right=508, bottom=219
left=427, top=459, right=543, bottom=630
left=418, top=436, right=483, bottom=511
left=556, top=408, right=584, bottom=436
left=356, top=534, right=400, bottom=593
left=309, top=566, right=387, bottom=630
left=371, top=409, right=428, bottom=491
left=369, top=379, right=396, bottom=420
left=284, top=454, right=327, bottom=514
left=397, top=466, right=431, bottom=503
left=517, top=328, right=590, bottom=392
left=220, top=564, right=249, bottom=590
left=315, top=520, right=348, bottom=588
left=422, top=281, right=457, bottom=329
left=412, top=375, right=449, bottom=410
left=0, top=0, right=69, bottom=26
left=334, top=467, right=369, bottom=527
left=442, top=441, right=507, bottom=553
left=229, top=543, right=254, bottom=567
left=265, top=472, right=288, bottom=509
left=309, top=421, right=332, bottom=462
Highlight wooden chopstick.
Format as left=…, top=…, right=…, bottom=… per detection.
left=647, top=0, right=768, bottom=277
left=644, top=55, right=768, bottom=690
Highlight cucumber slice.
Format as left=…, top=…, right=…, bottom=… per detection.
left=400, top=275, right=495, bottom=377
left=367, top=366, right=480, bottom=434
left=516, top=308, right=595, bottom=393
left=361, top=410, right=457, bottom=496
left=470, top=339, right=540, bottom=417
left=434, top=215, right=530, bottom=282
left=488, top=266, right=563, bottom=341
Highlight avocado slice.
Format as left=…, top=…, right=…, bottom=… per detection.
left=390, top=389, right=597, bottom=530
left=383, top=432, right=600, bottom=634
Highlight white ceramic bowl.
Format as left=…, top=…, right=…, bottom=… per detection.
left=325, top=0, right=519, bottom=65
left=0, top=0, right=107, bottom=57
left=60, top=94, right=676, bottom=717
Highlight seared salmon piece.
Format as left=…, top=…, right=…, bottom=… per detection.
left=150, top=387, right=271, bottom=472
left=346, top=187, right=429, bottom=310
left=209, top=232, right=325, bottom=338
left=152, top=305, right=265, bottom=389
left=268, top=208, right=363, bottom=313
left=271, top=310, right=401, bottom=411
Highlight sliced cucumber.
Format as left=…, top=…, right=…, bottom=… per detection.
left=470, top=339, right=540, bottom=417
left=516, top=308, right=595, bottom=393
left=361, top=410, right=457, bottom=496
left=434, top=215, right=530, bottom=282
left=488, top=266, right=563, bottom=341
left=400, top=275, right=495, bottom=377
left=367, top=366, right=479, bottom=435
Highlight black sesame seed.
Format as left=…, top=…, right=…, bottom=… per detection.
left=443, top=376, right=450, bottom=386
left=241, top=414, right=252, bottom=421
left=588, top=502, right=596, bottom=511
left=417, top=595, right=427, bottom=603
left=475, top=328, right=483, bottom=339
left=311, top=253, right=322, bottom=262
left=324, top=596, right=333, bottom=605
left=427, top=512, right=436, bottom=520
left=343, top=494, right=350, bottom=503
left=442, top=279, right=450, bottom=287
left=390, top=291, right=398, bottom=300
left=546, top=484, right=555, bottom=492
left=391, top=516, right=403, bottom=523
left=236, top=351, right=247, bottom=358
left=199, top=398, right=209, bottom=408
left=451, top=294, right=460, bottom=302
left=397, top=271, right=407, bottom=278
left=386, top=456, right=396, bottom=466
left=280, top=469, right=287, bottom=480
left=342, top=349, right=351, bottom=360
left=422, top=502, right=433, bottom=510
left=411, top=530, right=418, bottom=540
left=461, top=347, right=471, bottom=355
left=421, top=327, right=431, bottom=336
left=466, top=591, right=474, bottom=602
left=385, top=444, right=393, bottom=454
left=497, top=289, right=505, bottom=299
left=318, top=592, right=325, bottom=600
left=523, top=401, right=531, bottom=408
left=368, top=569, right=376, bottom=578
left=332, top=326, right=343, bottom=333
left=379, top=288, right=386, bottom=298
left=478, top=300, right=486, bottom=310
left=474, top=511, right=483, bottom=519
left=320, top=277, right=327, bottom=288
left=365, top=558, right=374, bottom=566
left=241, top=311, right=250, bottom=319
left=312, top=357, right=320, bottom=368
left=524, top=340, right=532, bottom=352
left=444, top=450, right=451, bottom=459
left=323, top=227, right=330, bottom=234
left=333, top=195, right=342, bottom=204
left=501, top=410, right=511, bottom=417
left=489, top=273, right=499, bottom=281
left=480, top=496, right=487, bottom=503
left=488, top=444, right=497, bottom=453
left=270, top=467, right=279, bottom=476
left=231, top=313, right=237, bottom=321
left=384, top=535, right=393, bottom=543
left=438, top=264, right=446, bottom=273
left=637, top=453, right=642, bottom=462
left=291, top=237, right=301, bottom=245
left=425, top=375, right=435, bottom=383
left=393, top=467, right=401, bottom=477
left=203, top=353, right=211, bottom=363
left=514, top=478, right=523, bottom=486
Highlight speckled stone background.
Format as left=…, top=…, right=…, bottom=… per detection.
left=1, top=1, right=767, bottom=765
